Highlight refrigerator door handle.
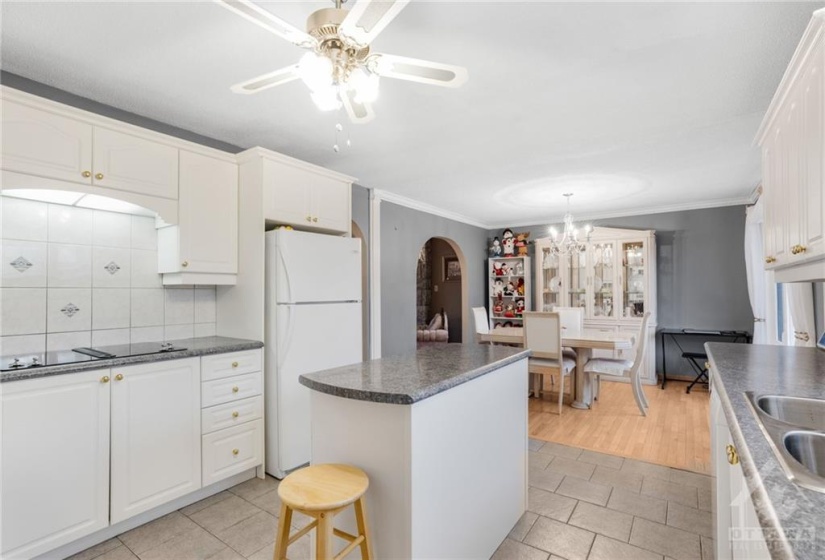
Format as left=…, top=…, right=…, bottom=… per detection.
left=277, top=305, right=294, bottom=370
left=278, top=245, right=293, bottom=304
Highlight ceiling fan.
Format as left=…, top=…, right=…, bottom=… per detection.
left=215, top=0, right=468, bottom=124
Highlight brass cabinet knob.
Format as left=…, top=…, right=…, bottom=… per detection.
left=94, top=173, right=104, bottom=180
left=764, top=256, right=776, bottom=264
left=182, top=261, right=189, bottom=268
left=790, top=245, right=807, bottom=255
left=306, top=216, right=312, bottom=222
left=82, top=170, right=92, bottom=178
left=101, top=375, right=110, bottom=383
left=115, top=374, right=124, bottom=381
left=312, top=217, right=318, bottom=223
left=726, top=444, right=739, bottom=465
left=231, top=361, right=239, bottom=368
left=232, top=448, right=240, bottom=456
left=232, top=411, right=239, bottom=418
left=232, top=386, right=239, bottom=393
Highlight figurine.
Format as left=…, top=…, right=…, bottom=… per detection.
left=503, top=304, right=516, bottom=318
left=493, top=299, right=504, bottom=317
left=493, top=261, right=505, bottom=276
left=492, top=278, right=504, bottom=297
left=501, top=262, right=511, bottom=275
left=516, top=300, right=525, bottom=316
left=489, top=237, right=502, bottom=257
left=516, top=278, right=525, bottom=296
left=503, top=281, right=515, bottom=296
left=515, top=232, right=530, bottom=256
left=514, top=260, right=524, bottom=275
left=502, top=228, right=515, bottom=257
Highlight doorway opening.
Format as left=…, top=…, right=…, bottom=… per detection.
left=351, top=221, right=369, bottom=361
left=415, top=237, right=465, bottom=345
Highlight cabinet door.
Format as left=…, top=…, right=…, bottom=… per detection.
left=110, top=358, right=201, bottom=524
left=619, top=240, right=648, bottom=320
left=1, top=370, right=110, bottom=559
left=263, top=158, right=312, bottom=227
left=801, top=40, right=824, bottom=258
left=1, top=100, right=93, bottom=184
left=310, top=176, right=351, bottom=234
left=589, top=242, right=617, bottom=320
left=93, top=127, right=178, bottom=200
left=177, top=151, right=238, bottom=273
left=566, top=249, right=587, bottom=311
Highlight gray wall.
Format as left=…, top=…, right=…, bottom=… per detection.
left=380, top=202, right=488, bottom=357
left=491, top=205, right=753, bottom=375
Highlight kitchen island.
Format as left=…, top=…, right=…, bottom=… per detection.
left=299, top=343, right=530, bottom=559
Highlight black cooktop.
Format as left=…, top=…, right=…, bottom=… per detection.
left=1, top=342, right=187, bottom=372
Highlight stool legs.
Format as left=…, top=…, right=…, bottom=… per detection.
left=273, top=503, right=293, bottom=560
left=316, top=511, right=335, bottom=560
left=354, top=497, right=373, bottom=560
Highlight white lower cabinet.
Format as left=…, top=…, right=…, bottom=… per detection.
left=1, top=369, right=111, bottom=559
left=110, top=358, right=202, bottom=524
left=202, top=419, right=264, bottom=486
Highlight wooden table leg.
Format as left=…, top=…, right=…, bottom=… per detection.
left=571, top=347, right=592, bottom=409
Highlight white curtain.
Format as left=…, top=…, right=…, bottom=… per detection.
left=744, top=200, right=768, bottom=344
left=786, top=283, right=816, bottom=346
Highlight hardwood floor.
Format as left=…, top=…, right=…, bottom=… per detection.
left=529, top=380, right=711, bottom=474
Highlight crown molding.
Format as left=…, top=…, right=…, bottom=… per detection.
left=374, top=190, right=490, bottom=229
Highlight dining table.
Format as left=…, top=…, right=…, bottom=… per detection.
left=479, top=327, right=634, bottom=408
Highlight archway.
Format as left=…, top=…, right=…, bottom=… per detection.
left=415, top=237, right=466, bottom=345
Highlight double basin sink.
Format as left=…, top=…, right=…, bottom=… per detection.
left=746, top=393, right=825, bottom=493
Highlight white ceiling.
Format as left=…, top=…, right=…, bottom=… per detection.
left=2, top=1, right=821, bottom=228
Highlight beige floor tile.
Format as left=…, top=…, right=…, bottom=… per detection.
left=180, top=492, right=233, bottom=517
left=698, top=485, right=713, bottom=512
left=641, top=477, right=699, bottom=508
left=246, top=488, right=282, bottom=517
left=119, top=512, right=198, bottom=554
left=621, top=458, right=671, bottom=481
left=528, top=467, right=564, bottom=493
left=528, top=438, right=545, bottom=452
left=555, top=476, right=612, bottom=506
left=607, top=487, right=667, bottom=524
left=523, top=516, right=595, bottom=560
left=536, top=442, right=583, bottom=460
left=204, top=547, right=244, bottom=560
left=137, top=527, right=227, bottom=560
left=67, top=538, right=123, bottom=560
left=545, top=456, right=596, bottom=480
left=529, top=451, right=554, bottom=470
left=212, top=511, right=278, bottom=557
left=188, top=495, right=263, bottom=534
left=701, top=536, right=715, bottom=560
left=228, top=475, right=280, bottom=502
left=247, top=533, right=311, bottom=560
left=590, top=465, right=644, bottom=493
left=629, top=518, right=702, bottom=560
left=588, top=534, right=664, bottom=560
left=577, top=449, right=624, bottom=470
left=667, top=502, right=713, bottom=538
left=670, top=469, right=712, bottom=492
left=509, top=511, right=539, bottom=542
left=568, top=501, right=633, bottom=542
left=491, top=538, right=549, bottom=560
left=527, top=487, right=578, bottom=523
left=89, top=545, right=138, bottom=560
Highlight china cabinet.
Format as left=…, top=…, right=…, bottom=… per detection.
left=488, top=256, right=531, bottom=329
left=534, top=227, right=657, bottom=383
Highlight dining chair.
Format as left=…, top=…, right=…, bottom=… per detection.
left=551, top=306, right=584, bottom=359
left=583, top=312, right=651, bottom=416
left=522, top=312, right=576, bottom=415
left=472, top=307, right=490, bottom=344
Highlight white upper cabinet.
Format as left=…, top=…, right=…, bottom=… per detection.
left=92, top=127, right=179, bottom=199
left=757, top=11, right=825, bottom=281
left=158, top=150, right=238, bottom=284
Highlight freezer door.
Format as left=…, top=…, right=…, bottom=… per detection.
left=274, top=302, right=362, bottom=472
left=268, top=229, right=361, bottom=304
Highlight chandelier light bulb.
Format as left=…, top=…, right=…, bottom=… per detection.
left=546, top=193, right=591, bottom=256
left=298, top=52, right=334, bottom=93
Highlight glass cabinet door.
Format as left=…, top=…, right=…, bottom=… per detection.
left=621, top=241, right=646, bottom=319
left=590, top=242, right=616, bottom=319
left=540, top=248, right=561, bottom=312
left=567, top=249, right=587, bottom=310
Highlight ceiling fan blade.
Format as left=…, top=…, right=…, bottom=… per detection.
left=341, top=89, right=376, bottom=124
left=230, top=64, right=301, bottom=94
left=339, top=0, right=411, bottom=47
left=214, top=0, right=316, bottom=48
left=370, top=54, right=468, bottom=88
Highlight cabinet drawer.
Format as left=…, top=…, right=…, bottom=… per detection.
left=201, top=350, right=262, bottom=381
left=202, top=396, right=262, bottom=434
left=201, top=372, right=261, bottom=408
left=202, top=420, right=263, bottom=486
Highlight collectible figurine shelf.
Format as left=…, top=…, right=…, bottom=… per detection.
left=488, top=256, right=531, bottom=329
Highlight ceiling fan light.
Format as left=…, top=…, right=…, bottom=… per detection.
left=310, top=87, right=342, bottom=111
left=298, top=51, right=333, bottom=92
left=349, top=69, right=380, bottom=104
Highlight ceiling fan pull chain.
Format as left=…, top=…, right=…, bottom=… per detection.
left=333, top=121, right=344, bottom=153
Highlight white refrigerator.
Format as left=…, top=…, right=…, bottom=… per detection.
left=264, top=229, right=362, bottom=478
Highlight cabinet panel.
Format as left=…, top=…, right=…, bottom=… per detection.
left=93, top=127, right=178, bottom=200
left=802, top=42, right=824, bottom=258
left=1, top=100, right=93, bottom=184
left=202, top=396, right=263, bottom=434
left=201, top=349, right=262, bottom=381
left=1, top=370, right=110, bottom=558
left=263, top=158, right=312, bottom=226
left=201, top=371, right=262, bottom=407
left=311, top=174, right=351, bottom=234
left=202, top=419, right=263, bottom=486
left=110, top=358, right=201, bottom=524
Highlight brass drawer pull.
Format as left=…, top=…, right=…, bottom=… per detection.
left=232, top=448, right=240, bottom=456
left=764, top=256, right=776, bottom=264
left=726, top=444, right=739, bottom=465
left=232, top=411, right=239, bottom=418
left=232, top=386, right=239, bottom=393
left=232, top=361, right=239, bottom=368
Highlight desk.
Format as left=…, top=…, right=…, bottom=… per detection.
left=480, top=328, right=633, bottom=408
left=658, top=328, right=751, bottom=389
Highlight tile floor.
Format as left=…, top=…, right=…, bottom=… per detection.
left=71, top=440, right=714, bottom=560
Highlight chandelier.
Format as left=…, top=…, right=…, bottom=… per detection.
left=547, top=193, right=592, bottom=255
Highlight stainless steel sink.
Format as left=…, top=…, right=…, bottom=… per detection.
left=757, top=395, right=825, bottom=431
left=745, top=392, right=825, bottom=493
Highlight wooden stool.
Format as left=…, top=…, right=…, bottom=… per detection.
left=273, top=464, right=373, bottom=560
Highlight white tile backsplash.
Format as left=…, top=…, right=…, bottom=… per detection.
left=2, top=198, right=48, bottom=241
left=1, top=198, right=219, bottom=352
left=2, top=240, right=47, bottom=287
left=48, top=244, right=92, bottom=287
left=1, top=288, right=47, bottom=335
left=48, top=205, right=93, bottom=245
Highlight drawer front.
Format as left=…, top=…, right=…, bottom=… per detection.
left=201, top=350, right=262, bottom=381
left=202, top=396, right=263, bottom=434
left=201, top=372, right=262, bottom=408
left=202, top=420, right=263, bottom=486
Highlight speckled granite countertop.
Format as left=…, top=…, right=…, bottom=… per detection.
left=706, top=342, right=825, bottom=560
left=0, top=337, right=263, bottom=383
left=299, top=343, right=530, bottom=404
